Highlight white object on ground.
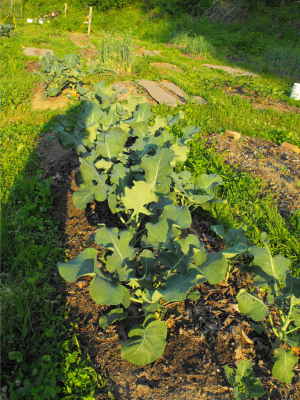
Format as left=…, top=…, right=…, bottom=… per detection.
left=290, top=83, right=300, bottom=100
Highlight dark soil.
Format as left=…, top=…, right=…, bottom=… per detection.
left=37, top=129, right=300, bottom=400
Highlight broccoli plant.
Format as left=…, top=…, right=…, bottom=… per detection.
left=236, top=232, right=299, bottom=383
left=224, top=360, right=265, bottom=400
left=34, top=52, right=87, bottom=98
left=54, top=82, right=240, bottom=365
left=0, top=23, right=14, bottom=37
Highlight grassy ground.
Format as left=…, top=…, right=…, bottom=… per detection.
left=1, top=5, right=299, bottom=398
left=0, top=25, right=113, bottom=399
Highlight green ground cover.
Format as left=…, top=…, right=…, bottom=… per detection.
left=1, top=2, right=299, bottom=397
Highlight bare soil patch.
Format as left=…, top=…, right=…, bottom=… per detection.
left=37, top=124, right=300, bottom=399
left=224, top=87, right=300, bottom=114
left=150, top=62, right=185, bottom=73
left=25, top=61, right=41, bottom=73
left=68, top=33, right=95, bottom=48
left=31, top=85, right=76, bottom=110
left=204, top=133, right=300, bottom=216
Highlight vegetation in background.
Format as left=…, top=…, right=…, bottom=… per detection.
left=171, top=31, right=215, bottom=57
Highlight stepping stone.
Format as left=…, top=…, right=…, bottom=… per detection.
left=192, top=96, right=207, bottom=104
left=160, top=81, right=187, bottom=99
left=22, top=47, right=54, bottom=56
left=112, top=82, right=130, bottom=101
left=160, top=81, right=207, bottom=105
left=151, top=62, right=184, bottom=74
left=140, top=49, right=157, bottom=56
left=203, top=64, right=259, bottom=77
left=138, top=80, right=183, bottom=106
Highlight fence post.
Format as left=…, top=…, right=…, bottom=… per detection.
left=64, top=3, right=67, bottom=17
left=88, top=6, right=92, bottom=35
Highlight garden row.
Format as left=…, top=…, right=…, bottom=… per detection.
left=53, top=81, right=300, bottom=394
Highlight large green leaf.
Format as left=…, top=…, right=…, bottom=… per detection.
left=130, top=121, right=148, bottom=138
left=96, top=127, right=128, bottom=161
left=78, top=101, right=104, bottom=127
left=139, top=249, right=158, bottom=276
left=56, top=127, right=87, bottom=154
left=123, top=95, right=147, bottom=113
left=74, top=158, right=110, bottom=207
left=99, top=308, right=129, bottom=329
left=135, top=103, right=153, bottom=122
left=170, top=142, right=189, bottom=167
left=121, top=316, right=167, bottom=366
left=46, top=87, right=61, bottom=97
left=160, top=268, right=206, bottom=302
left=194, top=250, right=227, bottom=284
left=141, top=148, right=174, bottom=189
left=73, top=183, right=96, bottom=210
left=58, top=248, right=128, bottom=305
left=95, top=225, right=137, bottom=274
left=249, top=246, right=290, bottom=289
left=121, top=181, right=158, bottom=219
left=237, top=289, right=269, bottom=321
left=63, top=52, right=78, bottom=68
left=110, top=163, right=131, bottom=196
left=272, top=348, right=298, bottom=383
left=142, top=205, right=191, bottom=250
left=195, top=173, right=223, bottom=195
left=158, top=235, right=201, bottom=274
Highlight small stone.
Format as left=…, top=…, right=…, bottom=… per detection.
left=224, top=130, right=242, bottom=140
left=281, top=142, right=300, bottom=154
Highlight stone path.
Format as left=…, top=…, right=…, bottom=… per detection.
left=138, top=79, right=183, bottom=106
left=138, top=80, right=206, bottom=106
left=203, top=64, right=259, bottom=77
left=22, top=47, right=54, bottom=56
left=140, top=49, right=162, bottom=56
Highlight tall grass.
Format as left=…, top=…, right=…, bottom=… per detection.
left=171, top=31, right=215, bottom=57
left=262, top=47, right=300, bottom=78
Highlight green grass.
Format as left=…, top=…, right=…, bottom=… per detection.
left=0, top=23, right=113, bottom=399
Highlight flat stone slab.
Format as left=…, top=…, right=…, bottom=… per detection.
left=22, top=47, right=54, bottom=56
left=203, top=64, right=259, bottom=77
left=160, top=81, right=187, bottom=99
left=140, top=49, right=161, bottom=56
left=160, top=81, right=207, bottom=104
left=138, top=80, right=183, bottom=106
left=192, top=96, right=207, bottom=104
left=151, top=62, right=184, bottom=73
left=112, top=82, right=130, bottom=101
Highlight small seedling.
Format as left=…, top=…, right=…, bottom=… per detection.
left=224, top=360, right=265, bottom=399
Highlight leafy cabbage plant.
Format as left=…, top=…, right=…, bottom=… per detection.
left=34, top=52, right=87, bottom=98
left=55, top=82, right=299, bottom=377
left=54, top=82, right=246, bottom=366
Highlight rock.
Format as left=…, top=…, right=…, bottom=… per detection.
left=193, top=96, right=207, bottom=104
left=224, top=130, right=242, bottom=140
left=281, top=142, right=300, bottom=154
left=138, top=79, right=183, bottom=106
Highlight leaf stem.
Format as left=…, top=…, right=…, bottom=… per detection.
left=286, top=325, right=300, bottom=335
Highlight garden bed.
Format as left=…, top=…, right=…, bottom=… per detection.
left=38, top=131, right=300, bottom=400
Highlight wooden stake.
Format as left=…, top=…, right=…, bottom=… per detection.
left=64, top=3, right=67, bottom=16
left=88, top=6, right=92, bottom=35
